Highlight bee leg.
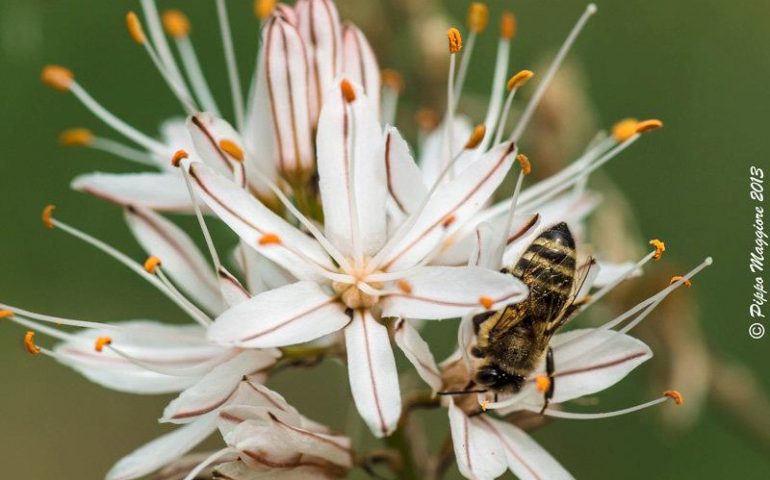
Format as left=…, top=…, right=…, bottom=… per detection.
left=539, top=346, right=556, bottom=415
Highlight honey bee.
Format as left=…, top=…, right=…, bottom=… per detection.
left=461, top=222, right=594, bottom=411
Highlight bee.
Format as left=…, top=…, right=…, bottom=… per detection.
left=466, top=222, right=594, bottom=411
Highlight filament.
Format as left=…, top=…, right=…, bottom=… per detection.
left=216, top=0, right=245, bottom=130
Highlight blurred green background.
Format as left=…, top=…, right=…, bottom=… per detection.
left=1, top=0, right=768, bottom=478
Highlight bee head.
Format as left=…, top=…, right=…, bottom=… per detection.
left=474, top=364, right=524, bottom=392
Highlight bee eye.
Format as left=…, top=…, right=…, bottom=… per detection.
left=470, top=347, right=484, bottom=358
left=475, top=366, right=501, bottom=386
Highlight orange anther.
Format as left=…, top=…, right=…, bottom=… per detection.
left=442, top=214, right=457, bottom=228
left=381, top=69, right=404, bottom=93
left=636, top=119, right=663, bottom=134
left=649, top=239, right=665, bottom=261
left=126, top=11, right=147, bottom=45
left=669, top=275, right=692, bottom=288
left=41, top=65, right=74, bottom=91
left=219, top=140, right=244, bottom=161
left=42, top=205, right=56, bottom=229
left=59, top=128, right=93, bottom=147
left=516, top=154, right=532, bottom=175
left=500, top=12, right=517, bottom=39
left=144, top=256, right=162, bottom=273
left=0, top=310, right=14, bottom=319
left=507, top=70, right=534, bottom=91
left=24, top=331, right=41, bottom=355
left=415, top=108, right=440, bottom=131
left=664, top=390, right=684, bottom=405
left=397, top=279, right=413, bottom=295
left=467, top=3, right=489, bottom=33
left=94, top=336, right=112, bottom=353
left=535, top=375, right=551, bottom=393
left=162, top=9, right=191, bottom=38
left=464, top=124, right=486, bottom=149
left=259, top=233, right=282, bottom=246
left=254, top=0, right=277, bottom=20
left=612, top=118, right=639, bottom=142
left=340, top=79, right=356, bottom=103
left=479, top=296, right=494, bottom=310
left=447, top=28, right=463, bottom=54
left=171, top=149, right=189, bottom=167
left=479, top=399, right=489, bottom=412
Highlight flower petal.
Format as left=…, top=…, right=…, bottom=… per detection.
left=418, top=116, right=473, bottom=187
left=344, top=309, right=401, bottom=437
left=218, top=266, right=252, bottom=307
left=592, top=261, right=642, bottom=288
left=342, top=24, right=381, bottom=115
left=214, top=461, right=335, bottom=480
left=208, top=281, right=349, bottom=348
left=187, top=112, right=249, bottom=186
left=378, top=141, right=518, bottom=271
left=393, top=318, right=442, bottom=391
left=186, top=161, right=334, bottom=282
left=233, top=243, right=296, bottom=294
left=448, top=401, right=507, bottom=480
left=381, top=266, right=527, bottom=320
left=382, top=126, right=428, bottom=217
left=125, top=206, right=223, bottom=314
left=477, top=416, right=574, bottom=480
left=106, top=415, right=217, bottom=480
left=71, top=172, right=192, bottom=212
left=317, top=79, right=387, bottom=255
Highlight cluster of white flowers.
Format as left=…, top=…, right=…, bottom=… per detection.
left=3, top=1, right=712, bottom=479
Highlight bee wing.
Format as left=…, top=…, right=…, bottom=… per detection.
left=546, top=256, right=597, bottom=334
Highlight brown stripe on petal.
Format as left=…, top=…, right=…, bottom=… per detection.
left=383, top=131, right=408, bottom=214
left=477, top=417, right=542, bottom=480
left=240, top=298, right=340, bottom=342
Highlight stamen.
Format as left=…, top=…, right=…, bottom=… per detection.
left=611, top=118, right=639, bottom=142
left=582, top=250, right=657, bottom=310
left=464, top=124, right=486, bottom=149
left=415, top=108, right=440, bottom=132
left=533, top=393, right=675, bottom=420
left=535, top=375, right=551, bottom=393
left=500, top=11, right=517, bottom=40
left=161, top=9, right=190, bottom=38
left=259, top=233, right=282, bottom=246
left=41, top=204, right=56, bottom=229
left=0, top=303, right=124, bottom=331
left=41, top=65, right=74, bottom=91
left=442, top=28, right=462, bottom=171
left=467, top=3, right=489, bottom=34
left=479, top=296, right=494, bottom=310
left=507, top=70, right=535, bottom=91
left=254, top=0, right=277, bottom=20
left=498, top=152, right=529, bottom=263
left=94, top=336, right=112, bottom=353
left=59, top=128, right=93, bottom=146
left=453, top=4, right=484, bottom=104
left=155, top=267, right=213, bottom=324
left=442, top=214, right=457, bottom=228
left=476, top=29, right=513, bottom=152
left=396, top=279, right=413, bottom=294
left=144, top=256, right=162, bottom=273
left=493, top=70, right=535, bottom=145
left=139, top=0, right=191, bottom=97
left=215, top=0, right=245, bottom=130
left=516, top=154, right=532, bottom=175
left=510, top=4, right=597, bottom=142
left=447, top=28, right=463, bottom=54
left=218, top=139, right=245, bottom=161
left=172, top=149, right=189, bottom=167
left=479, top=398, right=489, bottom=412
left=649, top=238, right=666, bottom=260
left=669, top=275, right=691, bottom=287
left=381, top=69, right=404, bottom=93
left=381, top=69, right=403, bottom=125
left=341, top=79, right=357, bottom=103
left=664, top=390, right=684, bottom=405
left=24, top=331, right=41, bottom=355
left=126, top=11, right=147, bottom=44
left=0, top=310, right=13, bottom=319
left=636, top=119, right=663, bottom=134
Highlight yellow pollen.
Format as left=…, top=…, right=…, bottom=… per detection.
left=612, top=118, right=639, bottom=142
left=219, top=140, right=245, bottom=161
left=467, top=3, right=489, bottom=33
left=254, top=0, right=277, bottom=20
left=24, top=331, right=41, bottom=355
left=94, top=336, right=112, bottom=353
left=126, top=11, right=147, bottom=45
left=340, top=79, right=356, bottom=103
left=144, top=256, right=162, bottom=273
left=447, top=28, right=463, bottom=54
left=479, top=296, right=494, bottom=310
left=397, top=279, right=413, bottom=295
left=669, top=275, right=692, bottom=288
left=259, top=233, right=282, bottom=246
left=0, top=310, right=14, bottom=319
left=649, top=239, right=666, bottom=260
left=59, top=128, right=93, bottom=147
left=664, top=389, right=684, bottom=405
left=415, top=108, right=440, bottom=131
left=500, top=12, right=517, bottom=40
left=42, top=205, right=56, bottom=229
left=507, top=70, right=534, bottom=91
left=171, top=149, right=189, bottom=167
left=162, top=10, right=191, bottom=38
left=442, top=214, right=457, bottom=228
left=479, top=399, right=489, bottom=412
left=465, top=124, right=486, bottom=149
left=535, top=375, right=551, bottom=393
left=381, top=69, right=404, bottom=93
left=636, top=119, right=663, bottom=134
left=41, top=65, right=74, bottom=92
left=516, top=153, right=532, bottom=175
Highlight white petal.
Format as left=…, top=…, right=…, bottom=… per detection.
left=419, top=116, right=473, bottom=186
left=592, top=261, right=642, bottom=288
left=106, top=415, right=217, bottom=480
left=218, top=266, right=252, bottom=307
left=71, top=172, right=192, bottom=212
left=342, top=24, right=381, bottom=114
left=378, top=141, right=518, bottom=271
left=544, top=328, right=653, bottom=403
left=317, top=79, right=387, bottom=256
left=158, top=117, right=194, bottom=170
left=477, top=416, right=574, bottom=480
left=382, top=126, right=428, bottom=216
left=344, top=310, right=401, bottom=437
left=162, top=350, right=280, bottom=424
left=208, top=281, right=350, bottom=348
left=262, top=17, right=315, bottom=178
left=186, top=161, right=334, bottom=282
left=393, top=318, right=442, bottom=391
left=53, top=321, right=227, bottom=394
left=448, top=401, right=507, bottom=480
left=125, top=206, right=223, bottom=314
left=380, top=266, right=527, bottom=320
left=233, top=243, right=296, bottom=294
left=214, top=461, right=335, bottom=480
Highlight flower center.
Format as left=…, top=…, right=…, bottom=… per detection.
left=332, top=260, right=384, bottom=309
